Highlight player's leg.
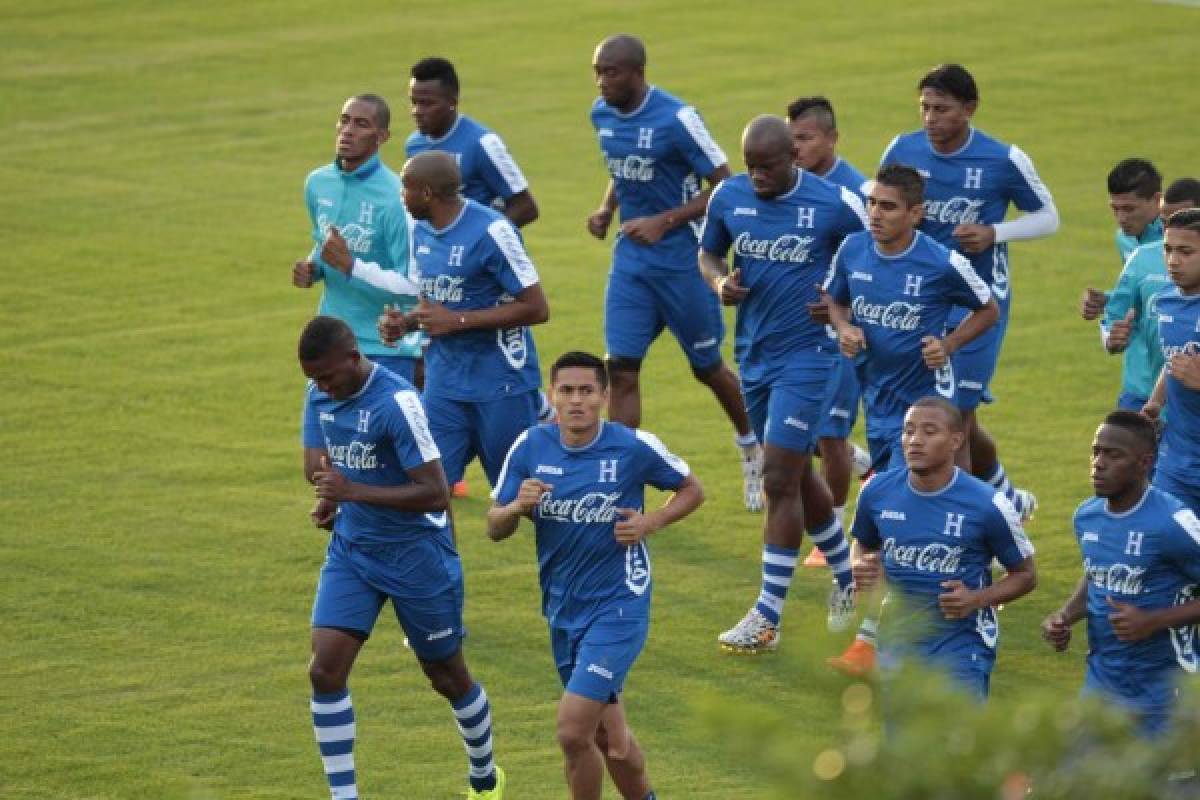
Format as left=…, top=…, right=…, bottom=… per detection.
left=557, top=692, right=610, bottom=800
left=424, top=393, right=476, bottom=495
left=604, top=271, right=663, bottom=428
left=656, top=269, right=761, bottom=511
left=474, top=390, right=540, bottom=488
left=594, top=700, right=654, bottom=800
left=808, top=359, right=869, bottom=566
left=371, top=354, right=419, bottom=385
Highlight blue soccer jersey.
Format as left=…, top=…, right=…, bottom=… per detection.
left=1156, top=289, right=1200, bottom=494
left=591, top=86, right=727, bottom=274
left=492, top=422, right=690, bottom=631
left=1073, top=488, right=1200, bottom=713
left=412, top=199, right=543, bottom=402
left=700, top=171, right=866, bottom=384
left=304, top=154, right=421, bottom=358
left=301, top=364, right=451, bottom=547
left=820, top=157, right=869, bottom=199
left=825, top=231, right=992, bottom=431
left=406, top=114, right=530, bottom=209
left=881, top=129, right=1054, bottom=308
left=853, top=468, right=1034, bottom=680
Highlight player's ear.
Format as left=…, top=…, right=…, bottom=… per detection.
left=376, top=128, right=391, bottom=146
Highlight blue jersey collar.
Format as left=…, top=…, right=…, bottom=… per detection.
left=421, top=114, right=463, bottom=146
left=907, top=466, right=961, bottom=497
left=335, top=153, right=383, bottom=181
left=1102, top=486, right=1151, bottom=518
left=426, top=199, right=471, bottom=236
left=873, top=230, right=922, bottom=261
left=1139, top=217, right=1164, bottom=245
left=560, top=421, right=606, bottom=452
left=610, top=86, right=656, bottom=120
left=924, top=127, right=976, bottom=159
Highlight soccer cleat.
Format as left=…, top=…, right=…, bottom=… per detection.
left=1013, top=488, right=1037, bottom=522
left=803, top=546, right=828, bottom=568
left=466, top=765, right=506, bottom=799
left=851, top=442, right=874, bottom=480
left=452, top=480, right=469, bottom=498
left=741, top=450, right=764, bottom=513
left=718, top=608, right=779, bottom=654
left=827, top=582, right=856, bottom=633
left=537, top=392, right=557, bottom=424
left=827, top=638, right=877, bottom=677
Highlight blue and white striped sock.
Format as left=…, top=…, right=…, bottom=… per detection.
left=855, top=617, right=879, bottom=646
left=451, top=683, right=497, bottom=792
left=755, top=544, right=799, bottom=625
left=984, top=463, right=1024, bottom=513
left=808, top=515, right=853, bottom=589
left=311, top=690, right=357, bottom=800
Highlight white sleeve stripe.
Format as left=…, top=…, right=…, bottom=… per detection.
left=478, top=132, right=528, bottom=194
left=634, top=429, right=690, bottom=477
left=840, top=186, right=868, bottom=227
left=879, top=134, right=901, bottom=165
left=393, top=391, right=441, bottom=463
left=992, top=492, right=1034, bottom=557
left=486, top=219, right=539, bottom=288
left=949, top=251, right=992, bottom=306
left=1174, top=509, right=1200, bottom=548
left=675, top=106, right=727, bottom=168
left=490, top=428, right=531, bottom=500
left=1007, top=144, right=1056, bottom=211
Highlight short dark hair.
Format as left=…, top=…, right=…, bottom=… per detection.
left=1107, top=158, right=1161, bottom=198
left=918, top=64, right=978, bottom=106
left=1165, top=177, right=1200, bottom=207
left=411, top=57, right=460, bottom=96
left=875, top=163, right=926, bottom=208
left=786, top=96, right=836, bottom=131
left=909, top=396, right=965, bottom=432
left=298, top=316, right=357, bottom=361
left=1166, top=207, right=1200, bottom=236
left=550, top=351, right=609, bottom=389
left=1102, top=410, right=1158, bottom=454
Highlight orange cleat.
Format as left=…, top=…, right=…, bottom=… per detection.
left=803, top=547, right=828, bottom=568
left=827, top=638, right=877, bottom=677
left=452, top=480, right=469, bottom=498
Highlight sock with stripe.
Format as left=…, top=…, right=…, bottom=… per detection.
left=984, top=462, right=1025, bottom=514
left=312, top=689, right=358, bottom=800
left=735, top=431, right=759, bottom=460
left=755, top=543, right=799, bottom=625
left=451, top=682, right=497, bottom=792
left=855, top=617, right=879, bottom=646
left=808, top=514, right=853, bottom=589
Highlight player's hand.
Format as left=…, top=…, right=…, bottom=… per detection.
left=320, top=227, right=353, bottom=274
left=310, top=498, right=338, bottom=531
left=1168, top=352, right=1200, bottom=390
left=614, top=507, right=657, bottom=545
left=1040, top=611, right=1072, bottom=651
left=1080, top=287, right=1109, bottom=321
left=1106, top=595, right=1156, bottom=642
left=587, top=208, right=614, bottom=239
left=377, top=304, right=409, bottom=347
left=512, top=479, right=552, bottom=515
left=852, top=551, right=881, bottom=592
left=293, top=259, right=316, bottom=288
left=921, top=335, right=950, bottom=369
left=620, top=213, right=671, bottom=246
left=1105, top=310, right=1136, bottom=353
left=313, top=456, right=354, bottom=502
left=1140, top=400, right=1162, bottom=421
left=715, top=269, right=749, bottom=306
left=411, top=297, right=464, bottom=338
left=837, top=324, right=867, bottom=358
left=952, top=224, right=995, bottom=254
left=937, top=579, right=980, bottom=620
left=807, top=283, right=833, bottom=324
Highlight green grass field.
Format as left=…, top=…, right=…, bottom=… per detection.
left=2, top=0, right=1197, bottom=796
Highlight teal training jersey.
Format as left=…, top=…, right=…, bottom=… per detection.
left=1115, top=217, right=1163, bottom=265
left=1103, top=242, right=1170, bottom=401
left=304, top=154, right=422, bottom=358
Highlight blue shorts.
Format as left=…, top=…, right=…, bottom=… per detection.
left=817, top=356, right=861, bottom=440
left=1082, top=665, right=1177, bottom=737
left=424, top=389, right=539, bottom=485
left=373, top=354, right=418, bottom=384
left=866, top=430, right=905, bottom=473
left=744, top=357, right=835, bottom=454
left=604, top=268, right=724, bottom=371
left=552, top=608, right=649, bottom=704
left=312, top=533, right=465, bottom=662
left=950, top=305, right=1009, bottom=410
left=1153, top=470, right=1200, bottom=515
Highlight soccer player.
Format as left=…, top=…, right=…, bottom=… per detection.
left=299, top=316, right=505, bottom=800
left=1042, top=410, right=1200, bottom=735
left=850, top=397, right=1037, bottom=699
left=1144, top=209, right=1200, bottom=514
left=588, top=34, right=762, bottom=513
left=699, top=115, right=865, bottom=653
left=487, top=351, right=704, bottom=800
left=881, top=63, right=1058, bottom=520
left=294, top=94, right=423, bottom=382
left=1080, top=178, right=1200, bottom=410
left=823, top=165, right=1000, bottom=675
left=375, top=151, right=549, bottom=493
left=787, top=95, right=874, bottom=567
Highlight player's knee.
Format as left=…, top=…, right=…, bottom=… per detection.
left=762, top=461, right=800, bottom=500
left=690, top=359, right=723, bottom=384
left=308, top=659, right=347, bottom=694
left=424, top=666, right=470, bottom=701
left=556, top=718, right=596, bottom=757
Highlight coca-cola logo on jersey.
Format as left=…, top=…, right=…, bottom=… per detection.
left=924, top=197, right=984, bottom=226
left=852, top=296, right=923, bottom=331
left=327, top=441, right=378, bottom=470
left=1084, top=558, right=1146, bottom=595
left=539, top=491, right=623, bottom=524
left=421, top=274, right=464, bottom=303
left=883, top=538, right=963, bottom=573
left=732, top=232, right=814, bottom=263
left=1162, top=341, right=1200, bottom=360
left=606, top=155, right=655, bottom=182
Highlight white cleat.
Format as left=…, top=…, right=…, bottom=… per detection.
left=851, top=442, right=874, bottom=480
left=827, top=582, right=857, bottom=633
left=742, top=449, right=764, bottom=513
left=718, top=608, right=779, bottom=654
left=1013, top=488, right=1038, bottom=522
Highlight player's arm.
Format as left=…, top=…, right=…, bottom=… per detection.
left=1099, top=255, right=1139, bottom=354
left=941, top=496, right=1037, bottom=619
left=621, top=164, right=731, bottom=246
left=940, top=297, right=999, bottom=355
left=820, top=265, right=864, bottom=358
left=414, top=283, right=548, bottom=338
left=312, top=457, right=450, bottom=513
left=1143, top=367, right=1168, bottom=419
left=955, top=145, right=1059, bottom=253
left=302, top=447, right=337, bottom=530
left=1042, top=576, right=1088, bottom=651
left=504, top=190, right=539, bottom=228
left=849, top=489, right=884, bottom=593
left=487, top=478, right=552, bottom=541
left=295, top=180, right=324, bottom=288
left=615, top=474, right=704, bottom=545
left=587, top=181, right=619, bottom=239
